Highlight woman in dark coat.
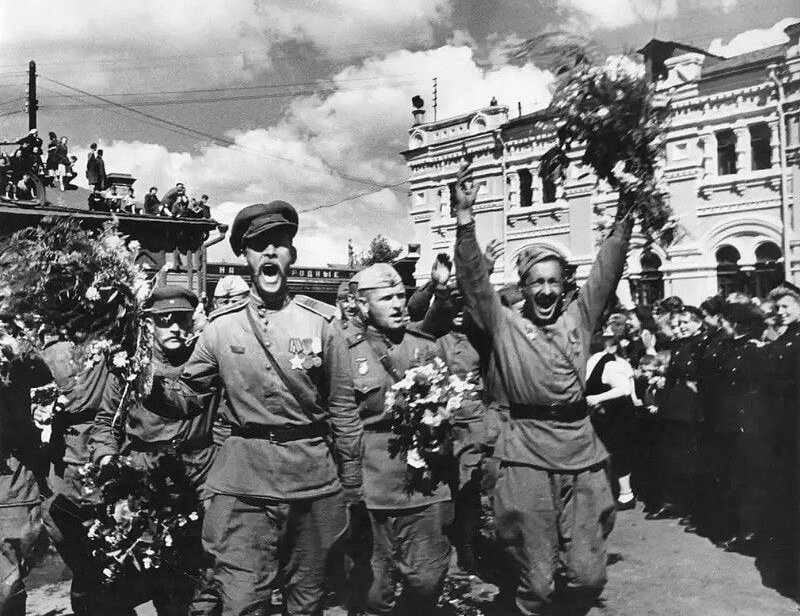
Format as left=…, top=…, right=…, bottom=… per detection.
left=764, top=283, right=800, bottom=586
left=704, top=302, right=772, bottom=552
left=45, top=132, right=58, bottom=184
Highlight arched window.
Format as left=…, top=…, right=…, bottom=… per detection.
left=716, top=244, right=743, bottom=296
left=630, top=250, right=664, bottom=306
left=753, top=241, right=783, bottom=298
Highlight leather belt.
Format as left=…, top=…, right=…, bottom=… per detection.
left=362, top=419, right=392, bottom=433
left=128, top=434, right=212, bottom=454
left=509, top=399, right=589, bottom=422
left=231, top=422, right=328, bottom=443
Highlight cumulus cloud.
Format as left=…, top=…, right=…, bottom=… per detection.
left=0, top=0, right=454, bottom=91
left=72, top=44, right=552, bottom=265
left=708, top=17, right=800, bottom=57
left=560, top=0, right=740, bottom=30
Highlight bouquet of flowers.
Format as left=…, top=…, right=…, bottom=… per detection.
left=80, top=454, right=200, bottom=583
left=0, top=217, right=153, bottom=432
left=513, top=33, right=677, bottom=245
left=385, top=357, right=476, bottom=494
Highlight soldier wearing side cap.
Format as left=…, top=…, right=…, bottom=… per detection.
left=143, top=201, right=363, bottom=616
left=453, top=164, right=631, bottom=615
left=89, top=286, right=215, bottom=616
left=212, top=275, right=249, bottom=311
left=341, top=263, right=452, bottom=616
left=335, top=279, right=360, bottom=327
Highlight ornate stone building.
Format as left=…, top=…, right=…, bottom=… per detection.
left=402, top=25, right=800, bottom=305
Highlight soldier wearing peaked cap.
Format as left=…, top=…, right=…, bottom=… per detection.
left=453, top=163, right=632, bottom=615
left=144, top=201, right=362, bottom=616
left=341, top=262, right=453, bottom=616
left=89, top=285, right=216, bottom=616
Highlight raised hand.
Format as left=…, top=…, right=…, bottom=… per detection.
left=431, top=254, right=452, bottom=286
left=484, top=239, right=504, bottom=270
left=454, top=163, right=479, bottom=223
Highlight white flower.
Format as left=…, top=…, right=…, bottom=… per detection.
left=102, top=568, right=114, bottom=579
left=112, top=351, right=128, bottom=368
left=189, top=511, right=199, bottom=521
left=142, top=556, right=152, bottom=570
left=421, top=409, right=442, bottom=427
left=446, top=397, right=461, bottom=414
left=406, top=448, right=426, bottom=469
left=85, top=287, right=101, bottom=301
left=164, top=534, right=173, bottom=547
left=596, top=107, right=609, bottom=119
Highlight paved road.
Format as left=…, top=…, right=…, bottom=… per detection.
left=26, top=502, right=800, bottom=615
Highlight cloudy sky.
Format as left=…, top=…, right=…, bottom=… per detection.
left=0, top=1, right=796, bottom=265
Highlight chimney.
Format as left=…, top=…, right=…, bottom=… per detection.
left=411, top=95, right=426, bottom=125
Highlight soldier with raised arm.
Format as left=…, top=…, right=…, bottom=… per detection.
left=145, top=201, right=363, bottom=616
left=452, top=164, right=632, bottom=615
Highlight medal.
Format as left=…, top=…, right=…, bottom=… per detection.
left=356, top=358, right=369, bottom=375
left=301, top=337, right=322, bottom=369
left=289, top=338, right=304, bottom=370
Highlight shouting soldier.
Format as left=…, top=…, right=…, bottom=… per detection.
left=453, top=163, right=632, bottom=615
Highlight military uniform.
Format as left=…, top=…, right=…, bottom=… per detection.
left=438, top=326, right=488, bottom=571
left=454, top=219, right=630, bottom=615
left=38, top=342, right=127, bottom=616
left=147, top=200, right=363, bottom=616
left=0, top=355, right=51, bottom=616
left=89, top=287, right=216, bottom=616
left=343, top=263, right=452, bottom=615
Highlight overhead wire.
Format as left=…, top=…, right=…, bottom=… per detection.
left=39, top=75, right=406, bottom=194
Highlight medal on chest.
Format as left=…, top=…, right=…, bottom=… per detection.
left=356, top=357, right=369, bottom=375
left=289, top=337, right=322, bottom=370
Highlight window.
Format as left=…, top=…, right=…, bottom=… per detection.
left=716, top=129, right=737, bottom=176
left=716, top=245, right=743, bottom=296
left=750, top=123, right=772, bottom=171
left=631, top=251, right=664, bottom=306
left=753, top=241, right=783, bottom=298
left=518, top=169, right=532, bottom=208
left=539, top=147, right=565, bottom=203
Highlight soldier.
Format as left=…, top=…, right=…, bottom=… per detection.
left=436, top=286, right=490, bottom=574
left=144, top=201, right=362, bottom=616
left=89, top=286, right=215, bottom=615
left=0, top=335, right=51, bottom=616
left=343, top=263, right=452, bottom=615
left=212, top=275, right=249, bottom=310
left=452, top=164, right=631, bottom=615
left=38, top=339, right=128, bottom=616
left=335, top=279, right=360, bottom=326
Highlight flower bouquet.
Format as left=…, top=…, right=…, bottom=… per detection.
left=0, top=217, right=153, bottom=429
left=385, top=357, right=476, bottom=494
left=514, top=33, right=677, bottom=245
left=80, top=454, right=200, bottom=583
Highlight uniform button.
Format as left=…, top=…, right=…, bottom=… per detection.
left=265, top=365, right=272, bottom=371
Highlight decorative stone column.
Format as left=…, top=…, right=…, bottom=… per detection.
left=735, top=125, right=750, bottom=173
left=698, top=132, right=714, bottom=177
left=769, top=120, right=781, bottom=171
left=507, top=171, right=520, bottom=207
left=531, top=169, right=542, bottom=205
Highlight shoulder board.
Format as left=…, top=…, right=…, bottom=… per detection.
left=208, top=298, right=248, bottom=322
left=406, top=324, right=436, bottom=341
left=345, top=328, right=367, bottom=348
left=294, top=294, right=337, bottom=322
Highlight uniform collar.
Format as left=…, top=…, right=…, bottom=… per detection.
left=249, top=290, right=291, bottom=314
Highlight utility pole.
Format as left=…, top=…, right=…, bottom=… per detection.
left=26, top=61, right=37, bottom=130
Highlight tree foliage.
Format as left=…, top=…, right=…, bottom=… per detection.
left=359, top=234, right=402, bottom=267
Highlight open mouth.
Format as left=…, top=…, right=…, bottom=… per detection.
left=536, top=294, right=557, bottom=309
left=259, top=262, right=282, bottom=285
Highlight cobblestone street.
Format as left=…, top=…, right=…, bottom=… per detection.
left=26, top=502, right=800, bottom=616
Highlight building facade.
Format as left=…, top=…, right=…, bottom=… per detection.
left=402, top=27, right=800, bottom=305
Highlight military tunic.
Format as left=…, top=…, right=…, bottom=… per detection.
left=148, top=293, right=362, bottom=616
left=0, top=356, right=51, bottom=616
left=90, top=352, right=217, bottom=500
left=454, top=219, right=630, bottom=616
left=344, top=323, right=451, bottom=615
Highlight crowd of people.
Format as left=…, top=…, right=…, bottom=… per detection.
left=0, top=167, right=799, bottom=616
left=0, top=128, right=79, bottom=200
left=0, top=129, right=212, bottom=217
